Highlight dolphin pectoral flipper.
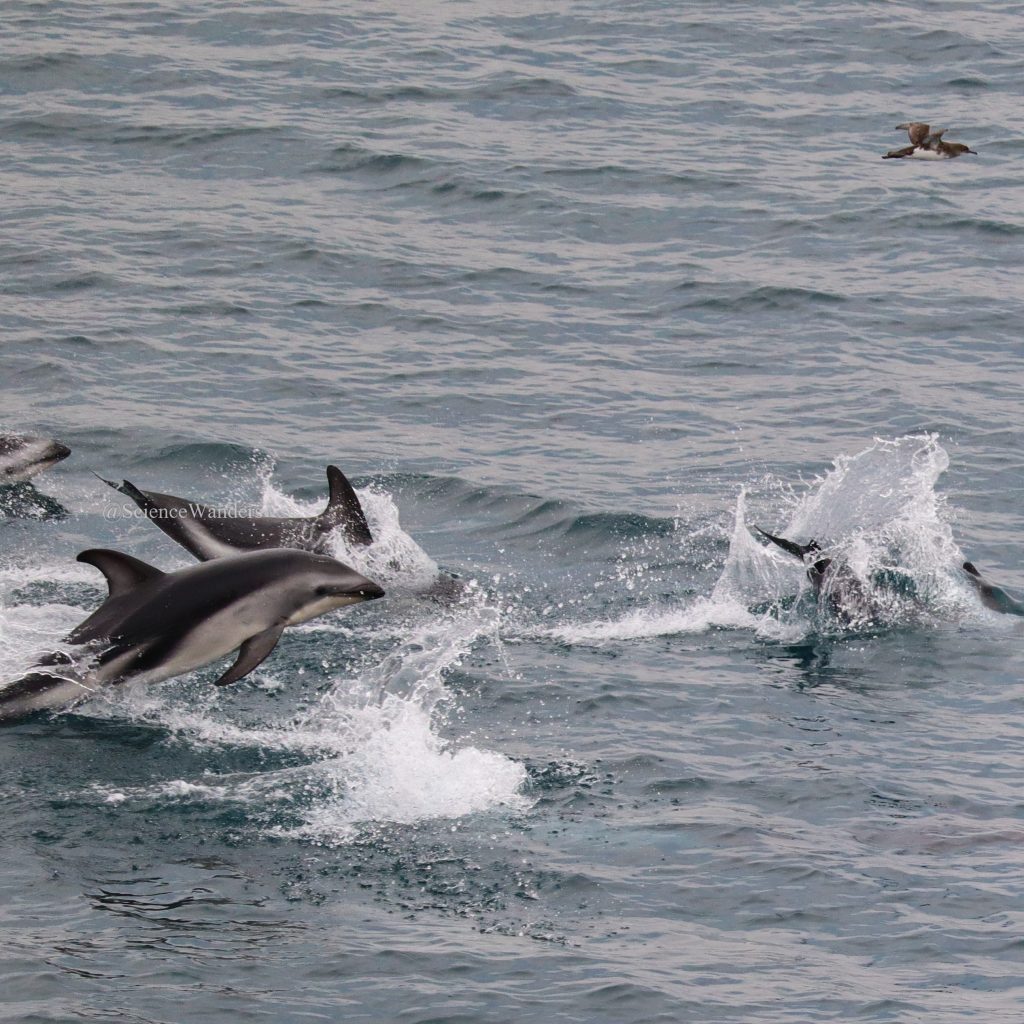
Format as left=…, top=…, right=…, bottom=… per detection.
left=77, top=549, right=165, bottom=596
left=320, top=465, right=373, bottom=546
left=214, top=625, right=286, bottom=687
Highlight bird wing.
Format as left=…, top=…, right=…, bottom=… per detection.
left=907, top=122, right=930, bottom=145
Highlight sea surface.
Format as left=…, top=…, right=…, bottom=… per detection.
left=2, top=1, right=1024, bottom=1021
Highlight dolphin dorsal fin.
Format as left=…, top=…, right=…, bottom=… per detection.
left=319, top=465, right=373, bottom=546
left=77, top=549, right=165, bottom=597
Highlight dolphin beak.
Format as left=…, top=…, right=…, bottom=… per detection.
left=357, top=581, right=385, bottom=601
left=50, top=442, right=72, bottom=462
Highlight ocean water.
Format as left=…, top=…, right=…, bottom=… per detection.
left=3, top=1, right=1024, bottom=1021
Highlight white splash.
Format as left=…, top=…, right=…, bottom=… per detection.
left=80, top=594, right=530, bottom=844
left=258, top=474, right=443, bottom=591
left=0, top=560, right=94, bottom=684
left=545, top=435, right=995, bottom=644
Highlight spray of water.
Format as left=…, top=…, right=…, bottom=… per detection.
left=257, top=473, right=443, bottom=591
left=547, top=436, right=996, bottom=644
left=0, top=474, right=528, bottom=843
left=80, top=595, right=530, bottom=844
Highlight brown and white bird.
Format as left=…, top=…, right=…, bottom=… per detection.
left=883, top=121, right=977, bottom=159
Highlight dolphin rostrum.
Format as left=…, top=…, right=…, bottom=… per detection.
left=0, top=547, right=384, bottom=721
left=0, top=434, right=71, bottom=484
left=99, top=465, right=373, bottom=561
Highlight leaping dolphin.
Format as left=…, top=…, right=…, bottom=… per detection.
left=758, top=527, right=1024, bottom=620
left=0, top=547, right=384, bottom=722
left=0, top=434, right=71, bottom=484
left=99, top=467, right=465, bottom=600
left=98, top=465, right=373, bottom=561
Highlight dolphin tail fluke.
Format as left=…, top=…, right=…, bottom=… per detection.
left=755, top=526, right=819, bottom=561
left=93, top=472, right=153, bottom=511
left=319, top=465, right=373, bottom=546
left=93, top=471, right=122, bottom=490
left=115, top=478, right=153, bottom=509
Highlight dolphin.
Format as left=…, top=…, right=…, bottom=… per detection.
left=0, top=547, right=384, bottom=721
left=99, top=467, right=465, bottom=599
left=755, top=526, right=878, bottom=624
left=961, top=561, right=1024, bottom=616
left=755, top=527, right=832, bottom=589
left=0, top=434, right=71, bottom=484
left=98, top=465, right=373, bottom=561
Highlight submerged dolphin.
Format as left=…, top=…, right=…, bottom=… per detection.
left=0, top=434, right=71, bottom=484
left=0, top=548, right=384, bottom=721
left=962, top=561, right=1024, bottom=616
left=99, top=465, right=373, bottom=561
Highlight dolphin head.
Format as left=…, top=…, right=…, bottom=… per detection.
left=280, top=552, right=385, bottom=624
left=0, top=435, right=71, bottom=483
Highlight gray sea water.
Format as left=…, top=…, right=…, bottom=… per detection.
left=3, top=1, right=1024, bottom=1021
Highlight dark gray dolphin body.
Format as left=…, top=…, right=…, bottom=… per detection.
left=758, top=527, right=1024, bottom=620
left=0, top=435, right=71, bottom=484
left=101, top=466, right=465, bottom=600
left=755, top=526, right=878, bottom=624
left=100, top=465, right=372, bottom=561
left=962, top=561, right=1024, bottom=616
left=0, top=547, right=384, bottom=721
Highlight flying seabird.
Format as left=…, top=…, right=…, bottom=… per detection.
left=883, top=122, right=977, bottom=159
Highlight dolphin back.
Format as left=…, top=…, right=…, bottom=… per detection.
left=963, top=561, right=1024, bottom=616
